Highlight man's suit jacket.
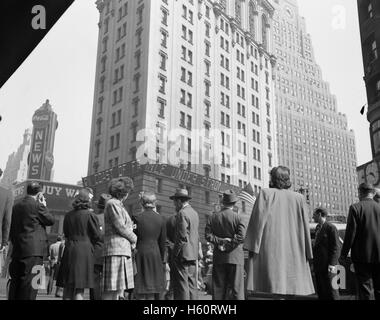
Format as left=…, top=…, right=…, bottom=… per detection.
left=173, top=204, right=199, bottom=262
left=10, top=195, right=55, bottom=259
left=313, top=221, right=340, bottom=272
left=0, top=185, right=13, bottom=246
left=205, top=208, right=246, bottom=266
left=103, top=198, right=137, bottom=257
left=341, top=199, right=380, bottom=264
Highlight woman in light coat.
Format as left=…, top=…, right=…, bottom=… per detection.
left=102, top=177, right=137, bottom=300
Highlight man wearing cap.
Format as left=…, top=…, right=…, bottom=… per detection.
left=8, top=181, right=55, bottom=300
left=170, top=188, right=199, bottom=300
left=205, top=190, right=246, bottom=300
left=340, top=183, right=380, bottom=300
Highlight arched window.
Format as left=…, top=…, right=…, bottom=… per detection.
left=262, top=14, right=268, bottom=50
left=249, top=1, right=256, bottom=39
left=235, top=0, right=242, bottom=25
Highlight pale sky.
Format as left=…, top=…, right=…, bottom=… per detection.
left=0, top=0, right=371, bottom=185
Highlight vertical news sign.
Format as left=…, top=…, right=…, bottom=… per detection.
left=27, top=100, right=58, bottom=181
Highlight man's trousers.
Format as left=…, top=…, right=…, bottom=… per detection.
left=172, top=259, right=198, bottom=300
left=8, top=256, right=43, bottom=300
left=212, top=263, right=244, bottom=300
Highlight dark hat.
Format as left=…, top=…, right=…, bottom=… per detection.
left=222, top=190, right=239, bottom=205
left=97, top=193, right=112, bottom=210
left=169, top=188, right=192, bottom=200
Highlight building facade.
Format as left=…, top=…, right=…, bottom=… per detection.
left=88, top=0, right=278, bottom=195
left=357, top=0, right=380, bottom=186
left=272, top=0, right=358, bottom=218
left=0, top=129, right=32, bottom=187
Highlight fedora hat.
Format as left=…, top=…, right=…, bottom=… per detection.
left=169, top=188, right=192, bottom=200
left=222, top=190, right=239, bottom=205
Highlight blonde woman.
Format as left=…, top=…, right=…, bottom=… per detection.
left=102, top=177, right=137, bottom=300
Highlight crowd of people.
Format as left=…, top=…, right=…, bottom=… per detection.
left=0, top=166, right=379, bottom=300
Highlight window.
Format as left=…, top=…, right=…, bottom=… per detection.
left=99, top=76, right=105, bottom=93
left=133, top=74, right=140, bottom=93
left=158, top=98, right=166, bottom=118
left=205, top=42, right=211, bottom=57
left=133, top=98, right=139, bottom=117
left=96, top=118, right=102, bottom=135
left=136, top=28, right=142, bottom=47
left=159, top=52, right=167, bottom=70
left=187, top=115, right=192, bottom=130
left=131, top=123, right=138, bottom=142
left=161, top=30, right=168, bottom=48
left=102, top=37, right=108, bottom=53
left=205, top=80, right=211, bottom=97
left=156, top=178, right=162, bottom=193
left=372, top=40, right=378, bottom=61
left=205, top=60, right=210, bottom=76
left=205, top=23, right=210, bottom=38
left=205, top=191, right=210, bottom=204
left=181, top=46, right=187, bottom=60
left=368, top=3, right=373, bottom=18
left=159, top=74, right=166, bottom=93
left=137, top=5, right=144, bottom=24
left=161, top=8, right=168, bottom=25
left=135, top=51, right=141, bottom=69
left=180, top=112, right=186, bottom=127
left=205, top=101, right=210, bottom=117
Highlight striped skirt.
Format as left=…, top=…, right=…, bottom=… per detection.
left=103, top=256, right=134, bottom=292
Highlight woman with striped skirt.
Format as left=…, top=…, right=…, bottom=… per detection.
left=102, top=177, right=137, bottom=300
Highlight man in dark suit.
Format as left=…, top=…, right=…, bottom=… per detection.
left=0, top=168, right=13, bottom=252
left=340, top=183, right=380, bottom=300
left=312, top=207, right=340, bottom=300
left=8, top=181, right=55, bottom=300
left=205, top=190, right=246, bottom=300
left=170, top=188, right=199, bottom=300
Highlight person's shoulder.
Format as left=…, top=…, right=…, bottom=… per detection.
left=107, top=198, right=119, bottom=205
left=325, top=221, right=338, bottom=231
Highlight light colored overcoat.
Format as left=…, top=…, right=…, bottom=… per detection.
left=244, top=188, right=315, bottom=296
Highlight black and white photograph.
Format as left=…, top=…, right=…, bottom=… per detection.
left=0, top=0, right=380, bottom=309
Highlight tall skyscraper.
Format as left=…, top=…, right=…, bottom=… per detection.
left=88, top=0, right=278, bottom=194
left=356, top=0, right=380, bottom=186
left=272, top=0, right=358, bottom=219
left=0, top=128, right=32, bottom=187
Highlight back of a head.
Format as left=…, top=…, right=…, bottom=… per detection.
left=72, top=188, right=92, bottom=210
left=314, top=207, right=328, bottom=218
left=269, top=166, right=292, bottom=190
left=140, top=191, right=157, bottom=209
left=358, top=182, right=375, bottom=199
left=27, top=181, right=43, bottom=196
left=108, top=176, right=134, bottom=200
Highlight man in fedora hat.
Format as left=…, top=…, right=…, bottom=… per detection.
left=205, top=190, right=246, bottom=300
left=170, top=188, right=199, bottom=300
